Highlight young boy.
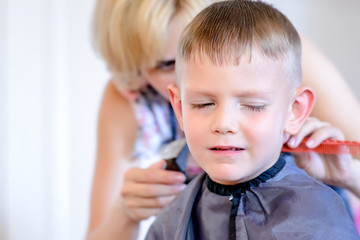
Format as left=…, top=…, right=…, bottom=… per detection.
left=146, top=1, right=359, bottom=239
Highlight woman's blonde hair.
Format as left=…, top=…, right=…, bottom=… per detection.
left=92, top=0, right=218, bottom=90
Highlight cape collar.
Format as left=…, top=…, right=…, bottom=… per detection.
left=206, top=155, right=286, bottom=196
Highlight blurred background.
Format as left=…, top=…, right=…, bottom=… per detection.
left=0, top=0, right=359, bottom=239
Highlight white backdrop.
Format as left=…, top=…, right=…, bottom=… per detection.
left=1, top=0, right=359, bottom=239
left=1, top=0, right=109, bottom=239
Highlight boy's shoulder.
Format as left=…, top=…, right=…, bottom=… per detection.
left=262, top=157, right=339, bottom=197
left=262, top=157, right=328, bottom=189
left=254, top=158, right=344, bottom=214
left=146, top=172, right=206, bottom=240
left=247, top=159, right=358, bottom=239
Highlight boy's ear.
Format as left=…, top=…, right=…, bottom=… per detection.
left=285, top=86, right=316, bottom=135
left=168, top=84, right=184, bottom=131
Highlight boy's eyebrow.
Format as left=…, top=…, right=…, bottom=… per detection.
left=184, top=88, right=276, bottom=98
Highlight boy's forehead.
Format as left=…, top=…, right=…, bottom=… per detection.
left=176, top=52, right=295, bottom=96
left=177, top=50, right=287, bottom=78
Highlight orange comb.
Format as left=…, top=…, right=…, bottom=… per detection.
left=281, top=138, right=360, bottom=159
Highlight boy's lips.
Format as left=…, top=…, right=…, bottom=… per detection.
left=209, top=146, right=245, bottom=151
left=208, top=145, right=246, bottom=157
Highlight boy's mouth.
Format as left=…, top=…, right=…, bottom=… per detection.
left=210, top=146, right=245, bottom=151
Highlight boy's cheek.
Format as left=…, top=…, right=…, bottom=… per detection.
left=183, top=114, right=205, bottom=138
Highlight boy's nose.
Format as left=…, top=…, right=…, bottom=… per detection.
left=211, top=105, right=238, bottom=135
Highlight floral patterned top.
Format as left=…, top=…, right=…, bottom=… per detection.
left=123, top=85, right=183, bottom=167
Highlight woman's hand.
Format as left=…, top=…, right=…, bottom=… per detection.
left=121, top=160, right=187, bottom=221
left=285, top=117, right=360, bottom=198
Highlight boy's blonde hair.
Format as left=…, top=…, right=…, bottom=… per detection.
left=178, top=0, right=302, bottom=86
left=92, top=0, right=218, bottom=90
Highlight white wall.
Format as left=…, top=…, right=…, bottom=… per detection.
left=1, top=0, right=109, bottom=239
left=1, top=0, right=9, bottom=238
left=268, top=0, right=360, bottom=98
left=0, top=1, right=359, bottom=240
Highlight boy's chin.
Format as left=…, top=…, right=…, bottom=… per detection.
left=207, top=170, right=254, bottom=185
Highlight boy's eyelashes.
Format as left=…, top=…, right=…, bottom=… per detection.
left=190, top=102, right=266, bottom=112
left=243, top=105, right=266, bottom=112
left=191, top=102, right=215, bottom=109
left=154, top=59, right=175, bottom=71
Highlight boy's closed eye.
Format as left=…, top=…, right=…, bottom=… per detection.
left=242, top=104, right=266, bottom=112
left=191, top=102, right=215, bottom=109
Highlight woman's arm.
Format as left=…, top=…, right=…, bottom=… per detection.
left=86, top=81, right=186, bottom=240
left=301, top=35, right=360, bottom=142
left=298, top=36, right=360, bottom=198
left=87, top=81, right=139, bottom=239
